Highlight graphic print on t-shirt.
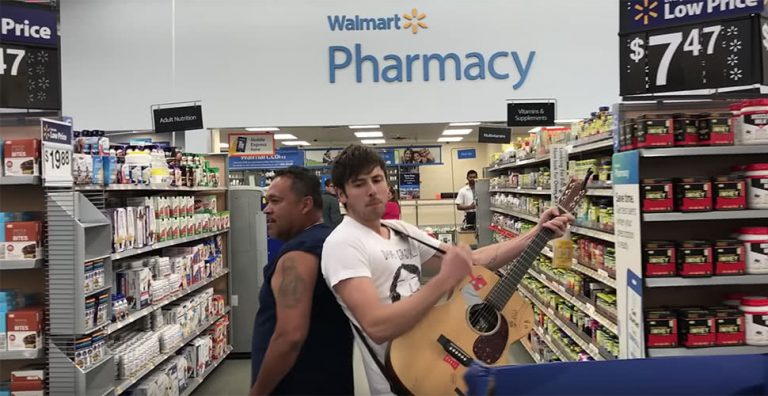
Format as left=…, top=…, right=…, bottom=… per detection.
left=381, top=245, right=422, bottom=302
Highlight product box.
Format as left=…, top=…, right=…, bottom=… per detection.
left=636, top=114, right=674, bottom=148
left=5, top=222, right=41, bottom=260
left=7, top=308, right=43, bottom=350
left=642, top=179, right=674, bottom=212
left=72, top=154, right=92, bottom=185
left=712, top=307, right=745, bottom=346
left=643, top=241, right=676, bottom=277
left=677, top=241, right=713, bottom=277
left=10, top=369, right=44, bottom=395
left=678, top=309, right=716, bottom=347
left=712, top=176, right=746, bottom=210
left=116, top=268, right=152, bottom=310
left=3, top=139, right=40, bottom=176
left=108, top=208, right=127, bottom=253
left=698, top=113, right=734, bottom=145
left=714, top=240, right=746, bottom=275
left=675, top=178, right=712, bottom=212
left=125, top=207, right=136, bottom=250
left=646, top=310, right=678, bottom=347
left=0, top=309, right=7, bottom=351
left=673, top=115, right=699, bottom=146
left=194, top=196, right=218, bottom=214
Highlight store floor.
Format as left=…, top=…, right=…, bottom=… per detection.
left=192, top=342, right=533, bottom=395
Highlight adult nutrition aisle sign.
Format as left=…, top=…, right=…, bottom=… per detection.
left=619, top=0, right=768, bottom=95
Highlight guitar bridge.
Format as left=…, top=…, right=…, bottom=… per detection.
left=437, top=335, right=473, bottom=367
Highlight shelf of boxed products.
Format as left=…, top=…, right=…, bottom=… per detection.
left=638, top=144, right=768, bottom=158
left=642, top=210, right=768, bottom=222
left=489, top=207, right=540, bottom=223
left=111, top=229, right=229, bottom=261
left=566, top=134, right=614, bottom=156
left=569, top=225, right=615, bottom=243
left=0, top=175, right=41, bottom=185
left=518, top=287, right=611, bottom=361
left=75, top=185, right=227, bottom=192
left=114, top=307, right=231, bottom=395
left=526, top=269, right=618, bottom=334
left=180, top=346, right=233, bottom=396
left=489, top=156, right=550, bottom=172
left=0, top=258, right=44, bottom=270
left=0, top=348, right=44, bottom=360
left=529, top=325, right=570, bottom=362
left=489, top=187, right=551, bottom=196
left=645, top=274, right=768, bottom=288
left=646, top=345, right=768, bottom=358
left=585, top=188, right=613, bottom=197
left=107, top=269, right=230, bottom=334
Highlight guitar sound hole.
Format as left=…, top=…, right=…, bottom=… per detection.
left=467, top=304, right=499, bottom=334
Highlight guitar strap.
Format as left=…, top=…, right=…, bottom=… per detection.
left=351, top=322, right=411, bottom=396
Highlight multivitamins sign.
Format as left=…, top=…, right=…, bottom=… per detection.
left=327, top=8, right=536, bottom=89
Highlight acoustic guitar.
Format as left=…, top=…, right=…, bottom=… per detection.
left=386, top=174, right=590, bottom=396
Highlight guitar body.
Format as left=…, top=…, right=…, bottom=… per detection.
left=386, top=265, right=534, bottom=396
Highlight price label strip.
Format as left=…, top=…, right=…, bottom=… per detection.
left=40, top=118, right=74, bottom=187
left=621, top=17, right=760, bottom=95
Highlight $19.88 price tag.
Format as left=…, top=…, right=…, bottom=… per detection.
left=43, top=145, right=72, bottom=183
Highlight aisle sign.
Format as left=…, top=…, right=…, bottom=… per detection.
left=478, top=127, right=511, bottom=144
left=507, top=102, right=555, bottom=127
left=619, top=0, right=768, bottom=95
left=457, top=148, right=476, bottom=159
left=41, top=118, right=73, bottom=186
left=153, top=105, right=204, bottom=133
left=0, top=3, right=61, bottom=110
left=228, top=133, right=276, bottom=156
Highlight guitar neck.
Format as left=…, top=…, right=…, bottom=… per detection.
left=485, top=227, right=554, bottom=311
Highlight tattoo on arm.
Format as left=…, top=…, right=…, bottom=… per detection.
left=278, top=258, right=305, bottom=308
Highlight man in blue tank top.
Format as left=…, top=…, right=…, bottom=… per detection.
left=250, top=166, right=353, bottom=395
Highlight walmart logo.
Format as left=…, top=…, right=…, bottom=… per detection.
left=632, top=0, right=659, bottom=25
left=327, top=9, right=427, bottom=33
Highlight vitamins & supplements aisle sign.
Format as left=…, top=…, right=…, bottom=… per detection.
left=619, top=0, right=768, bottom=95
left=0, top=2, right=60, bottom=110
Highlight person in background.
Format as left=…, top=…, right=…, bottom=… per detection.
left=322, top=179, right=342, bottom=228
left=250, top=167, right=353, bottom=395
left=382, top=185, right=401, bottom=220
left=455, top=169, right=478, bottom=230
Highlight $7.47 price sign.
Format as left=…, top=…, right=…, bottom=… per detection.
left=620, top=18, right=757, bottom=95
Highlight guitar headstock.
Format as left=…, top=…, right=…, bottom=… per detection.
left=556, top=169, right=593, bottom=214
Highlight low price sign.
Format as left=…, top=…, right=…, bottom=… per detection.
left=619, top=0, right=768, bottom=95
left=41, top=118, right=73, bottom=186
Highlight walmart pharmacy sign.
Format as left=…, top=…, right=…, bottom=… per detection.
left=329, top=44, right=536, bottom=89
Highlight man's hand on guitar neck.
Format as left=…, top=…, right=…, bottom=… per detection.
left=536, top=207, right=575, bottom=239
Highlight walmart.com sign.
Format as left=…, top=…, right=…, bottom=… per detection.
left=326, top=9, right=536, bottom=89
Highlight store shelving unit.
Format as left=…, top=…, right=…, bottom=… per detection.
left=179, top=346, right=233, bottom=396
left=47, top=156, right=232, bottom=395
left=0, top=175, right=42, bottom=185
left=0, top=258, right=44, bottom=270
left=530, top=325, right=569, bottom=362
left=114, top=307, right=231, bottom=395
left=612, top=101, right=768, bottom=360
left=486, top=131, right=620, bottom=363
left=520, top=338, right=543, bottom=363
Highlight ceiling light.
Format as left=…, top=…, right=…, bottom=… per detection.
left=282, top=140, right=311, bottom=146
left=354, top=131, right=384, bottom=138
left=245, top=127, right=280, bottom=132
left=442, top=129, right=473, bottom=136
left=449, top=122, right=481, bottom=126
left=437, top=137, right=463, bottom=142
left=274, top=134, right=297, bottom=140
left=361, top=139, right=386, bottom=144
left=348, top=125, right=380, bottom=129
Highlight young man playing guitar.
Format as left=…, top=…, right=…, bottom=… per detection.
left=321, top=145, right=573, bottom=395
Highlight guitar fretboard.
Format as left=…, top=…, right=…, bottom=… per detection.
left=485, top=227, right=554, bottom=312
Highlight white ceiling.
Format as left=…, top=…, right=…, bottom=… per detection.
left=220, top=122, right=544, bottom=148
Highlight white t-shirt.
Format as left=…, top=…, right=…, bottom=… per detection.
left=455, top=185, right=476, bottom=213
left=321, top=216, right=441, bottom=396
